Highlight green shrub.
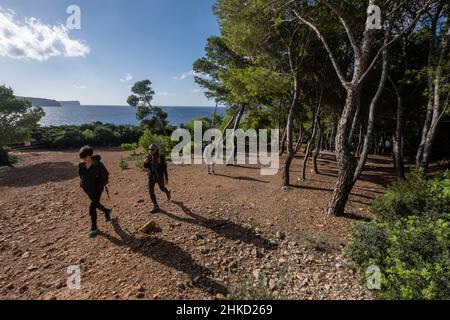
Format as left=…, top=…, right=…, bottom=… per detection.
left=31, top=123, right=143, bottom=149
left=139, top=130, right=173, bottom=155
left=372, top=169, right=450, bottom=222
left=118, top=158, right=129, bottom=170
left=135, top=160, right=145, bottom=170
left=121, top=143, right=137, bottom=151
left=8, top=153, right=18, bottom=164
left=346, top=171, right=450, bottom=300
left=382, top=217, right=449, bottom=300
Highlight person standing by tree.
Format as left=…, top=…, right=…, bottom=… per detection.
left=144, top=144, right=171, bottom=213
left=78, top=146, right=112, bottom=237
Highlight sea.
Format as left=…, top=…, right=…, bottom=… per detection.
left=39, top=105, right=226, bottom=127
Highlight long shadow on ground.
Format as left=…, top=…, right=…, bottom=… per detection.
left=100, top=218, right=229, bottom=296
left=160, top=201, right=277, bottom=250
left=0, top=162, right=78, bottom=187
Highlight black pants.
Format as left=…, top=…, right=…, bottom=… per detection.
left=148, top=177, right=169, bottom=206
left=88, top=190, right=106, bottom=230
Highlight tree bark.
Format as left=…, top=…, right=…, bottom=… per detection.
left=313, top=125, right=322, bottom=174
left=349, top=102, right=361, bottom=148
left=389, top=75, right=406, bottom=180
left=301, top=88, right=323, bottom=181
left=294, top=124, right=304, bottom=153
left=419, top=28, right=450, bottom=170
left=279, top=129, right=287, bottom=156
left=282, top=76, right=301, bottom=187
left=226, top=105, right=246, bottom=165
left=353, top=43, right=389, bottom=183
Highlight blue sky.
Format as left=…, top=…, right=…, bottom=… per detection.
left=0, top=0, right=220, bottom=106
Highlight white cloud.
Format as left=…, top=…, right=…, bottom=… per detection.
left=120, top=73, right=133, bottom=83
left=0, top=7, right=90, bottom=61
left=73, top=84, right=87, bottom=89
left=173, top=70, right=200, bottom=81
left=156, top=91, right=169, bottom=97
left=190, top=88, right=201, bottom=93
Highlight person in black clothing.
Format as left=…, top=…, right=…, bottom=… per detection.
left=78, top=146, right=112, bottom=237
left=144, top=144, right=171, bottom=213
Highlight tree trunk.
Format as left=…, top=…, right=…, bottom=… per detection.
left=301, top=91, right=323, bottom=181
left=279, top=130, right=287, bottom=156
left=416, top=14, right=441, bottom=167
left=211, top=102, right=218, bottom=128
left=326, top=89, right=359, bottom=216
left=294, top=124, right=304, bottom=153
left=349, top=102, right=361, bottom=148
left=0, top=147, right=10, bottom=166
left=392, top=84, right=406, bottom=179
left=353, top=44, right=389, bottom=182
left=226, top=105, right=245, bottom=165
left=313, top=125, right=322, bottom=174
left=282, top=76, right=300, bottom=187
left=419, top=28, right=449, bottom=170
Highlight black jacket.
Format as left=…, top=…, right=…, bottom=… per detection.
left=144, top=154, right=168, bottom=181
left=79, top=155, right=109, bottom=195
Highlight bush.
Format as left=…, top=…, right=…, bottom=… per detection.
left=345, top=171, right=450, bottom=300
left=8, top=153, right=18, bottom=164
left=31, top=123, right=143, bottom=149
left=135, top=160, right=145, bottom=170
left=118, top=158, right=129, bottom=170
left=139, top=130, right=173, bottom=155
left=372, top=169, right=450, bottom=222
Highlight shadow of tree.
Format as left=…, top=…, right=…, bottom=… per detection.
left=100, top=218, right=229, bottom=296
left=214, top=173, right=269, bottom=184
left=160, top=201, right=277, bottom=250
left=341, top=212, right=373, bottom=222
left=0, top=162, right=78, bottom=187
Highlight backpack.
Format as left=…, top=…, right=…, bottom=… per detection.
left=98, top=162, right=110, bottom=186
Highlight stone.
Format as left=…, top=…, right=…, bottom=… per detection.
left=215, top=293, right=225, bottom=300
left=253, top=269, right=261, bottom=279
left=176, top=281, right=186, bottom=290
left=276, top=231, right=286, bottom=240
left=269, top=279, right=276, bottom=291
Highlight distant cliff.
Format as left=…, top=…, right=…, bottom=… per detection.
left=59, top=101, right=81, bottom=106
left=18, top=97, right=61, bottom=107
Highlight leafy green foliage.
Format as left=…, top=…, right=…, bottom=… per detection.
left=127, top=80, right=173, bottom=135
left=121, top=143, right=138, bottom=153
left=138, top=130, right=174, bottom=155
left=372, top=169, right=450, bottom=222
left=31, top=123, right=142, bottom=148
left=0, top=85, right=45, bottom=165
left=118, top=157, right=129, bottom=170
left=346, top=171, right=450, bottom=300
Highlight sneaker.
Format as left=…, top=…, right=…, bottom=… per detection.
left=150, top=206, right=160, bottom=214
left=104, top=208, right=112, bottom=222
left=89, top=229, right=99, bottom=237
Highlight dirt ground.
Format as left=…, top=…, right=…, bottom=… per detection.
left=0, top=148, right=396, bottom=300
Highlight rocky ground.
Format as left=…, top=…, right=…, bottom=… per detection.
left=0, top=149, right=396, bottom=300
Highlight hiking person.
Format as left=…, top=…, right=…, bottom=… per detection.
left=78, top=146, right=112, bottom=237
left=204, top=138, right=216, bottom=175
left=144, top=144, right=171, bottom=213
